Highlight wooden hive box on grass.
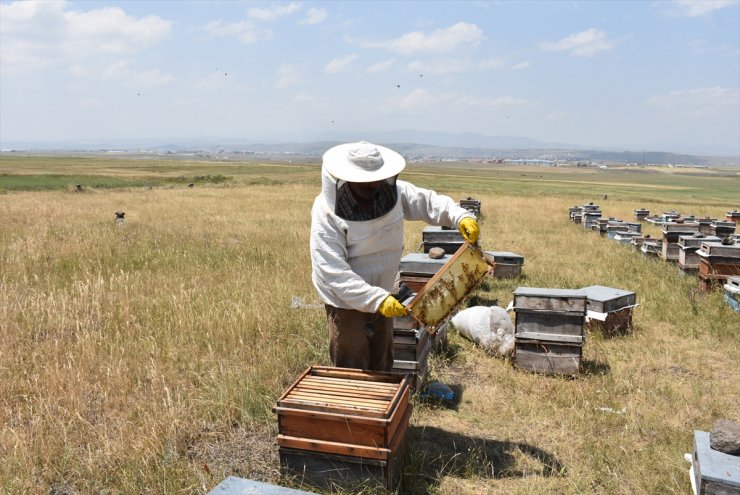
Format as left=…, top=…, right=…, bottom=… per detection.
left=691, top=430, right=740, bottom=495
left=421, top=226, right=466, bottom=255
left=678, top=235, right=722, bottom=272
left=484, top=251, right=524, bottom=278
left=392, top=314, right=432, bottom=390
left=581, top=285, right=637, bottom=336
left=275, top=367, right=412, bottom=491
left=725, top=210, right=740, bottom=224
left=513, top=288, right=587, bottom=375
left=634, top=208, right=650, bottom=221
left=460, top=197, right=481, bottom=216
left=710, top=221, right=737, bottom=237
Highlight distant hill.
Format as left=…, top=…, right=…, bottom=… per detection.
left=2, top=130, right=737, bottom=166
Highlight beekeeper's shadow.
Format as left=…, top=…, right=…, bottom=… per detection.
left=401, top=425, right=564, bottom=491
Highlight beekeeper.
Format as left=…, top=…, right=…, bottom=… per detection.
left=310, top=141, right=479, bottom=371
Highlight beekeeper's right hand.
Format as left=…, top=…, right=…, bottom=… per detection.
left=377, top=295, right=408, bottom=318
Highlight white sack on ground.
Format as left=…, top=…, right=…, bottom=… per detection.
left=451, top=306, right=514, bottom=356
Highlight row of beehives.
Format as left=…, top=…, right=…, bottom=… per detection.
left=568, top=203, right=740, bottom=294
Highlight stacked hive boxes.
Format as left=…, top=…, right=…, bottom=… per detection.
left=583, top=209, right=602, bottom=230
left=662, top=221, right=700, bottom=261
left=513, top=288, right=587, bottom=375
left=275, top=367, right=412, bottom=491
left=392, top=313, right=431, bottom=390
left=396, top=252, right=451, bottom=378
left=697, top=241, right=740, bottom=289
left=582, top=285, right=637, bottom=336
left=678, top=235, right=721, bottom=274
left=459, top=197, right=482, bottom=216
left=641, top=238, right=662, bottom=257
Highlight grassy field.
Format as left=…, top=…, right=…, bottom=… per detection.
left=0, top=155, right=738, bottom=494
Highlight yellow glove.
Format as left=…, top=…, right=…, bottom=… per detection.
left=458, top=217, right=480, bottom=244
left=377, top=295, right=408, bottom=317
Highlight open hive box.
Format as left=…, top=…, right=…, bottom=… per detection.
left=275, top=366, right=412, bottom=490
left=407, top=241, right=493, bottom=332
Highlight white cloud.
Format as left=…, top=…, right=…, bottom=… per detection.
left=299, top=7, right=327, bottom=25
left=204, top=20, right=272, bottom=44
left=102, top=59, right=174, bottom=88
left=0, top=1, right=171, bottom=72
left=247, top=2, right=302, bottom=21
left=510, top=61, right=531, bottom=70
left=540, top=28, right=614, bottom=57
left=292, top=92, right=317, bottom=103
left=359, top=22, right=484, bottom=54
left=407, top=59, right=470, bottom=75
left=647, top=87, right=739, bottom=117
left=325, top=54, right=357, bottom=73
left=399, top=89, right=450, bottom=109
left=478, top=57, right=507, bottom=69
left=669, top=0, right=737, bottom=17
left=455, top=95, right=532, bottom=107
left=367, top=59, right=396, bottom=73
left=276, top=64, right=304, bottom=88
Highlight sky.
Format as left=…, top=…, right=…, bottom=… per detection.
left=1, top=0, right=739, bottom=156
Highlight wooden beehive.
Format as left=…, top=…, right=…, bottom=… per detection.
left=634, top=208, right=650, bottom=221
left=407, top=242, right=492, bottom=331
left=421, top=226, right=466, bottom=254
left=581, top=285, right=636, bottom=335
left=581, top=285, right=636, bottom=313
left=725, top=210, right=740, bottom=223
left=699, top=242, right=740, bottom=258
left=678, top=236, right=721, bottom=271
left=710, top=221, right=736, bottom=237
left=691, top=431, right=740, bottom=495
left=275, top=367, right=412, bottom=490
left=398, top=252, right=449, bottom=293
left=484, top=251, right=524, bottom=278
left=513, top=288, right=586, bottom=375
left=514, top=340, right=583, bottom=375
left=641, top=241, right=662, bottom=257
left=399, top=252, right=449, bottom=275
left=459, top=198, right=481, bottom=216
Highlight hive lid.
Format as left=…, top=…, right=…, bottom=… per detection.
left=581, top=285, right=635, bottom=302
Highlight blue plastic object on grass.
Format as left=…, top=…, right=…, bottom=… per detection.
left=420, top=381, right=455, bottom=401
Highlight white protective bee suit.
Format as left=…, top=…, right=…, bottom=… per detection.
left=310, top=142, right=476, bottom=371
left=310, top=144, right=474, bottom=313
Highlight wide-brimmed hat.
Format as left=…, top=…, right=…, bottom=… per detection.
left=322, top=141, right=406, bottom=183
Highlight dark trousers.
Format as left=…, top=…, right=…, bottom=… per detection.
left=324, top=305, right=394, bottom=372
